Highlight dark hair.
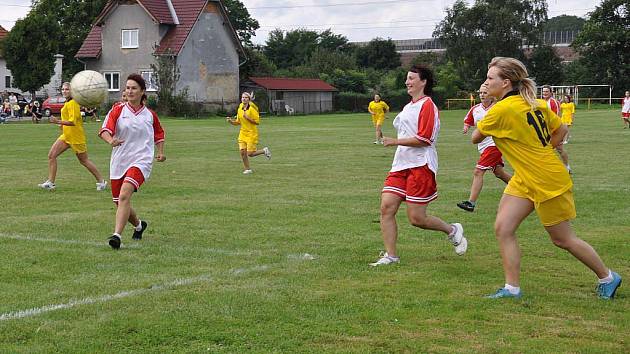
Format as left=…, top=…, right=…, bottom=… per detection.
left=127, top=73, right=147, bottom=103
left=409, top=64, right=434, bottom=96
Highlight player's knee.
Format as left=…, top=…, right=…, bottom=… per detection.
left=473, top=168, right=485, bottom=177
left=550, top=236, right=571, bottom=249
left=494, top=220, right=513, bottom=239
left=408, top=214, right=429, bottom=228
left=247, top=151, right=256, bottom=157
left=380, top=202, right=397, bottom=217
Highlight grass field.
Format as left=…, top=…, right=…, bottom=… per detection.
left=0, top=108, right=628, bottom=353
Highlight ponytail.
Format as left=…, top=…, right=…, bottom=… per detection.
left=488, top=57, right=539, bottom=110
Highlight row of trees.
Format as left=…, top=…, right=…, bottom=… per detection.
left=1, top=0, right=627, bottom=109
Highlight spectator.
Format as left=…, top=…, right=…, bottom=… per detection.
left=8, top=93, right=17, bottom=117
left=31, top=101, right=43, bottom=123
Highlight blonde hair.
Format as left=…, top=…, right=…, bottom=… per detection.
left=488, top=57, right=538, bottom=109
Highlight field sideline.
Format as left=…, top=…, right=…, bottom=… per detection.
left=0, top=109, right=628, bottom=352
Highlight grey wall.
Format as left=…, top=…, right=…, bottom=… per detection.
left=176, top=4, right=240, bottom=109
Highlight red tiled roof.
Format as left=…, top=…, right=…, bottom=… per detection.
left=75, top=26, right=103, bottom=58
left=155, top=0, right=206, bottom=54
left=76, top=0, right=243, bottom=58
left=0, top=25, right=8, bottom=41
left=249, top=77, right=338, bottom=92
left=138, top=0, right=175, bottom=24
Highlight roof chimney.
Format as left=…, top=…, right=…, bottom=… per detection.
left=166, top=0, right=180, bottom=25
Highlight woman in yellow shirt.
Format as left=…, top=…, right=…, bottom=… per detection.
left=227, top=92, right=271, bottom=174
left=38, top=82, right=107, bottom=191
left=368, top=94, right=390, bottom=144
left=560, top=95, right=575, bottom=126
left=472, top=57, right=620, bottom=299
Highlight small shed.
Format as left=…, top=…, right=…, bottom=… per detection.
left=245, top=77, right=337, bottom=115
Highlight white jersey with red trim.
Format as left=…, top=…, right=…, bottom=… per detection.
left=99, top=103, right=165, bottom=180
left=622, top=97, right=630, bottom=113
left=464, top=102, right=495, bottom=153
left=390, top=96, right=439, bottom=173
left=545, top=97, right=560, bottom=115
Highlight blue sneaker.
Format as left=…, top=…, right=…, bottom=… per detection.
left=597, top=272, right=621, bottom=299
left=486, top=287, right=522, bottom=299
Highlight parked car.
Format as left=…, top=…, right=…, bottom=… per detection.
left=41, top=96, right=67, bottom=117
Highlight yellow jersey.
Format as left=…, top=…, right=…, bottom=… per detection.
left=560, top=102, right=575, bottom=125
left=476, top=93, right=572, bottom=202
left=236, top=102, right=260, bottom=139
left=59, top=99, right=86, bottom=144
left=368, top=101, right=389, bottom=120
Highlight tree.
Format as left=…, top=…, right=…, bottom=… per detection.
left=572, top=0, right=630, bottom=95
left=222, top=0, right=260, bottom=46
left=151, top=50, right=181, bottom=115
left=264, top=28, right=349, bottom=70
left=240, top=46, right=276, bottom=80
left=528, top=45, right=564, bottom=85
left=30, top=0, right=108, bottom=79
left=3, top=14, right=60, bottom=96
left=433, top=0, right=548, bottom=90
left=354, top=38, right=401, bottom=70
left=544, top=15, right=586, bottom=32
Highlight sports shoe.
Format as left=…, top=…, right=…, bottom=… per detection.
left=38, top=180, right=56, bottom=190
left=448, top=223, right=468, bottom=256
left=597, top=271, right=622, bottom=299
left=132, top=221, right=148, bottom=240
left=243, top=169, right=253, bottom=175
left=373, top=140, right=380, bottom=144
left=108, top=234, right=121, bottom=249
left=486, top=287, right=522, bottom=299
left=369, top=252, right=400, bottom=266
left=457, top=200, right=475, bottom=212
left=263, top=147, right=271, bottom=160
left=96, top=180, right=107, bottom=191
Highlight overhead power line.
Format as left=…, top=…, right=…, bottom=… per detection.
left=248, top=0, right=429, bottom=10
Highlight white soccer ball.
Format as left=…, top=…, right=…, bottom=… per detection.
left=70, top=70, right=108, bottom=107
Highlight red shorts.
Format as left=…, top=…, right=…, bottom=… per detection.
left=111, top=167, right=145, bottom=204
left=476, top=146, right=504, bottom=170
left=382, top=165, right=437, bottom=204
left=623, top=112, right=630, bottom=118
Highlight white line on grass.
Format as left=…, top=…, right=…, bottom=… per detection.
left=0, top=233, right=255, bottom=255
left=0, top=265, right=274, bottom=321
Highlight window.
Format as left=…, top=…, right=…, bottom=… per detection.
left=121, top=29, right=139, bottom=49
left=141, top=71, right=158, bottom=91
left=104, top=72, right=120, bottom=91
left=5, top=76, right=11, bottom=89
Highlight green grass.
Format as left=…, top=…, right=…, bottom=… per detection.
left=0, top=109, right=628, bottom=353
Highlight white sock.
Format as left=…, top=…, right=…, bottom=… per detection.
left=504, top=283, right=520, bottom=294
left=448, top=225, right=456, bottom=236
left=135, top=220, right=143, bottom=232
left=113, top=233, right=121, bottom=237
left=598, top=270, right=613, bottom=284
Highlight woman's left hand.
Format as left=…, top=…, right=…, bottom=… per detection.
left=382, top=137, right=397, bottom=147
left=156, top=154, right=166, bottom=162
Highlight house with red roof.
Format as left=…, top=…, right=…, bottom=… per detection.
left=243, top=77, right=337, bottom=115
left=76, top=0, right=244, bottom=109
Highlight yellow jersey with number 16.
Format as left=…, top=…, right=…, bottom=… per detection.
left=476, top=93, right=571, bottom=202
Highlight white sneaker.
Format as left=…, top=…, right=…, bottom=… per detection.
left=96, top=180, right=107, bottom=191
left=38, top=180, right=56, bottom=190
left=373, top=140, right=380, bottom=144
left=369, top=252, right=400, bottom=266
left=263, top=147, right=271, bottom=160
left=243, top=169, right=253, bottom=175
left=449, top=223, right=467, bottom=256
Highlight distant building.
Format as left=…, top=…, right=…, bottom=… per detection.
left=352, top=31, right=579, bottom=67
left=76, top=0, right=245, bottom=110
left=242, top=77, right=337, bottom=115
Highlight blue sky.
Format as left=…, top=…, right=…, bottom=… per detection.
left=0, top=0, right=601, bottom=44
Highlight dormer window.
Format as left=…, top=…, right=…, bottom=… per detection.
left=121, top=29, right=139, bottom=49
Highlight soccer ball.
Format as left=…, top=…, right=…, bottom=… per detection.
left=70, top=70, right=108, bottom=107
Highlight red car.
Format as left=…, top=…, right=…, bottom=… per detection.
left=41, top=96, right=67, bottom=117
